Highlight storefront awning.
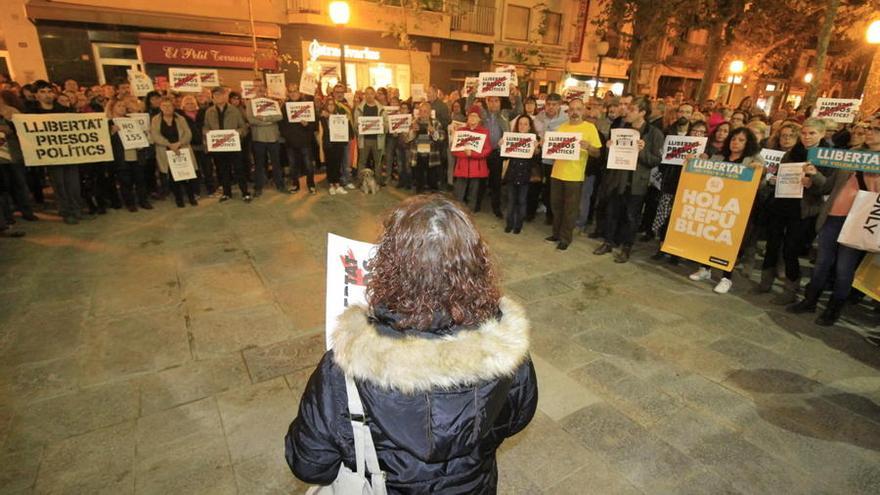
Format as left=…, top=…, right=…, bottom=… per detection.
left=25, top=0, right=281, bottom=39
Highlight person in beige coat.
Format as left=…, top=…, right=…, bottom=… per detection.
left=151, top=96, right=198, bottom=207
left=203, top=87, right=251, bottom=202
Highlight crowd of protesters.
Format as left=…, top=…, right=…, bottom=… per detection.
left=0, top=72, right=878, bottom=327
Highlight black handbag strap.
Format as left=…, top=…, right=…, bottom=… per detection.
left=856, top=171, right=868, bottom=191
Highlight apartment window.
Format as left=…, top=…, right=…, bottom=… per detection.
left=542, top=12, right=562, bottom=45
left=506, top=5, right=531, bottom=41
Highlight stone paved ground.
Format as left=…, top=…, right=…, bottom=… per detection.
left=1, top=186, right=879, bottom=495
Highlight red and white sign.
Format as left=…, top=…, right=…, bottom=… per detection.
left=813, top=98, right=861, bottom=123
left=250, top=97, right=282, bottom=117
left=662, top=135, right=708, bottom=166
left=286, top=102, right=315, bottom=123
left=451, top=130, right=487, bottom=153
left=388, top=114, right=412, bottom=134
left=357, top=116, right=384, bottom=135
left=198, top=70, right=219, bottom=88
left=167, top=149, right=198, bottom=181
left=325, top=233, right=376, bottom=349
left=299, top=71, right=318, bottom=96
left=495, top=65, right=519, bottom=86
left=168, top=68, right=201, bottom=92
left=564, top=84, right=590, bottom=102
left=240, top=81, right=257, bottom=99
left=463, top=77, right=479, bottom=94
left=206, top=130, right=242, bottom=152
left=541, top=132, right=582, bottom=161
left=477, top=72, right=511, bottom=97
left=500, top=132, right=536, bottom=159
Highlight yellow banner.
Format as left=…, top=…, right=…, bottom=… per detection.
left=853, top=254, right=880, bottom=301
left=661, top=159, right=762, bottom=270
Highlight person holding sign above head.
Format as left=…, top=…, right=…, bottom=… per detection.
left=788, top=117, right=880, bottom=325
left=204, top=87, right=251, bottom=202
left=452, top=105, right=492, bottom=210
left=107, top=99, right=152, bottom=212
left=151, top=97, right=197, bottom=208
left=593, top=96, right=663, bottom=261
left=317, top=99, right=354, bottom=196
left=405, top=101, right=445, bottom=193
left=285, top=195, right=537, bottom=493
left=503, top=115, right=542, bottom=234
left=545, top=98, right=602, bottom=251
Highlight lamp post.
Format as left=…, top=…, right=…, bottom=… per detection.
left=726, top=59, right=744, bottom=105
left=593, top=40, right=610, bottom=97
left=856, top=20, right=880, bottom=97
left=329, top=1, right=351, bottom=88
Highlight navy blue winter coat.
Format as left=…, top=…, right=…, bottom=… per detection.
left=285, top=297, right=538, bottom=494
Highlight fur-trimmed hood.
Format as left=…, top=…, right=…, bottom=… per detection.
left=331, top=297, right=530, bottom=394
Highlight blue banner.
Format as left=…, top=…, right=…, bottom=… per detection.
left=808, top=147, right=880, bottom=173
left=686, top=159, right=755, bottom=181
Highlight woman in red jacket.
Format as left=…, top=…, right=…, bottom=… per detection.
left=453, top=105, right=492, bottom=211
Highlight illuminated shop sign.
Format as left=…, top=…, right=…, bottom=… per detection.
left=308, top=39, right=380, bottom=61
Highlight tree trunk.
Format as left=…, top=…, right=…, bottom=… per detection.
left=804, top=0, right=841, bottom=108
left=626, top=37, right=645, bottom=94
left=696, top=21, right=725, bottom=104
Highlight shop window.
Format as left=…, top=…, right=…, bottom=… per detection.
left=542, top=12, right=562, bottom=45
left=370, top=64, right=393, bottom=89
left=506, top=5, right=530, bottom=41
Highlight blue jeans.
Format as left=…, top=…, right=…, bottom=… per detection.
left=575, top=175, right=597, bottom=229
left=506, top=184, right=530, bottom=230
left=252, top=141, right=283, bottom=191
left=809, top=216, right=865, bottom=301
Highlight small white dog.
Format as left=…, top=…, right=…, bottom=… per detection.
left=360, top=168, right=379, bottom=194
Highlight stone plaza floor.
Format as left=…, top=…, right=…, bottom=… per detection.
left=1, top=185, right=879, bottom=494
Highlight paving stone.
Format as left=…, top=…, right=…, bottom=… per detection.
left=0, top=357, right=79, bottom=405
left=531, top=355, right=603, bottom=422
left=542, top=464, right=643, bottom=495
left=242, top=332, right=325, bottom=384
left=0, top=307, right=86, bottom=367
left=188, top=303, right=296, bottom=359
left=505, top=274, right=576, bottom=303
left=572, top=330, right=650, bottom=362
left=561, top=403, right=645, bottom=456
left=137, top=355, right=251, bottom=415
left=181, top=262, right=270, bottom=313
left=233, top=449, right=306, bottom=495
left=34, top=421, right=135, bottom=495
left=216, top=378, right=298, bottom=464
left=0, top=448, right=43, bottom=493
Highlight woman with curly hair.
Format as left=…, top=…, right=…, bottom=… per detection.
left=285, top=194, right=537, bottom=494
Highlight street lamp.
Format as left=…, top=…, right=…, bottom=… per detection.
left=329, top=1, right=350, bottom=88
left=804, top=72, right=814, bottom=84
left=856, top=21, right=880, bottom=97
left=726, top=59, right=744, bottom=105
left=593, top=40, right=610, bottom=97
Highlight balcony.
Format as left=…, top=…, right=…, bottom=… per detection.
left=665, top=41, right=706, bottom=70
left=451, top=5, right=494, bottom=36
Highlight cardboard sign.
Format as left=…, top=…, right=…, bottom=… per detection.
left=813, top=98, right=861, bottom=123
left=286, top=102, right=315, bottom=123
left=299, top=71, right=318, bottom=96
left=774, top=162, right=805, bottom=199
left=808, top=147, right=880, bottom=173
left=541, top=132, right=582, bottom=161
left=853, top=254, right=880, bottom=302
left=329, top=114, right=349, bottom=142
left=463, top=77, right=479, bottom=94
left=495, top=65, right=519, bottom=86
left=206, top=129, right=241, bottom=152
left=167, top=149, right=197, bottom=181
left=240, top=80, right=257, bottom=99
left=325, top=233, right=376, bottom=349
left=607, top=128, right=640, bottom=170
left=114, top=117, right=150, bottom=150
left=662, top=135, right=708, bottom=165
left=411, top=84, right=426, bottom=102
left=320, top=64, right=338, bottom=79
left=564, top=84, right=590, bottom=102
left=250, top=97, right=282, bottom=117
left=127, top=70, right=154, bottom=97
left=128, top=113, right=153, bottom=144
left=266, top=73, right=286, bottom=99
left=198, top=70, right=219, bottom=88
left=661, top=159, right=761, bottom=270
left=451, top=130, right=486, bottom=153
left=500, top=132, right=536, bottom=159
left=388, top=114, right=412, bottom=134
left=357, top=116, right=384, bottom=135
left=168, top=68, right=201, bottom=92
left=12, top=113, right=112, bottom=166
left=477, top=72, right=511, bottom=97
left=760, top=148, right=786, bottom=174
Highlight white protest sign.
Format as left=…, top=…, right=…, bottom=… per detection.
left=358, top=116, right=384, bottom=135
left=477, top=72, right=511, bottom=97
left=325, top=233, right=376, bottom=350
left=760, top=148, right=786, bottom=174
left=329, top=114, right=349, bottom=142
left=536, top=100, right=546, bottom=113
left=167, top=149, right=198, bottom=182
left=168, top=68, right=201, bottom=92
left=114, top=117, right=150, bottom=150
left=286, top=101, right=315, bottom=123
left=541, top=132, right=582, bottom=161
left=250, top=98, right=282, bottom=117
left=388, top=114, right=412, bottom=134
left=813, top=98, right=861, bottom=123
left=451, top=130, right=487, bottom=153
left=128, top=112, right=153, bottom=144
left=463, top=77, right=479, bottom=94
left=266, top=73, right=286, bottom=99
left=206, top=130, right=242, bottom=152
left=127, top=70, right=153, bottom=97
left=320, top=64, right=339, bottom=79
left=662, top=135, right=708, bottom=165
left=299, top=71, right=318, bottom=96
left=564, top=84, right=590, bottom=102
left=0, top=132, right=11, bottom=161
left=607, top=128, right=640, bottom=171
left=500, top=132, right=536, bottom=159
left=240, top=80, right=257, bottom=99
left=344, top=93, right=354, bottom=107
left=411, top=84, right=426, bottom=102
left=775, top=162, right=806, bottom=199
left=198, top=69, right=219, bottom=88
left=496, top=65, right=518, bottom=86
left=12, top=113, right=112, bottom=166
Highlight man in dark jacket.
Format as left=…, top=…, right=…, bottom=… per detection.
left=593, top=96, right=664, bottom=263
left=280, top=84, right=317, bottom=194
left=285, top=297, right=537, bottom=493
